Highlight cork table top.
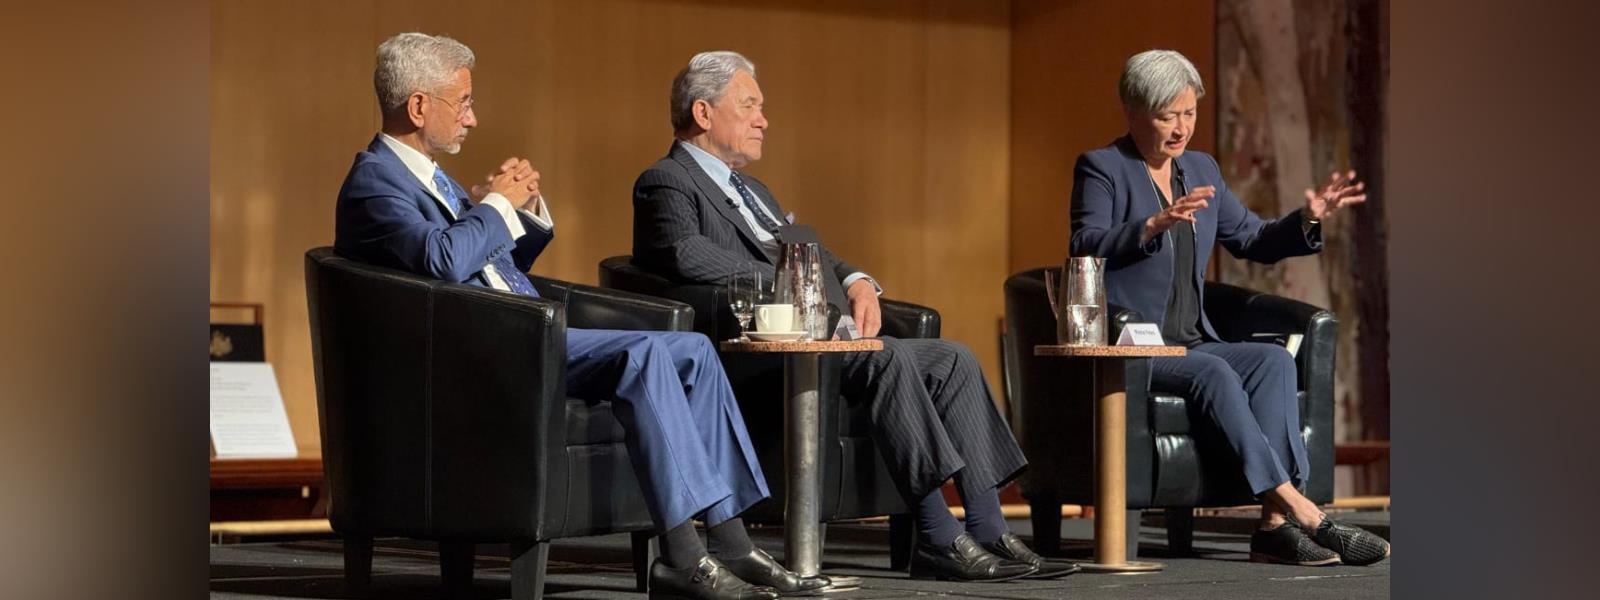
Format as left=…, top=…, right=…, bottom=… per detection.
left=720, top=338, right=885, bottom=353
left=1033, top=344, right=1188, bottom=358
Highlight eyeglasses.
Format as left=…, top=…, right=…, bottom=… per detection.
left=424, top=93, right=475, bottom=120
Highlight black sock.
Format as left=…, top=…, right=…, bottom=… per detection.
left=659, top=521, right=708, bottom=569
left=954, top=474, right=1008, bottom=544
left=706, top=517, right=756, bottom=557
left=915, top=487, right=964, bottom=548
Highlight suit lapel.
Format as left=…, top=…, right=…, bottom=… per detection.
left=1117, top=136, right=1165, bottom=223
left=667, top=143, right=778, bottom=263
left=370, top=135, right=458, bottom=222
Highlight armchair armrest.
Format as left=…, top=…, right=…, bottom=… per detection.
left=598, top=256, right=727, bottom=338
left=1203, top=282, right=1331, bottom=342
left=425, top=282, right=569, bottom=538
left=1202, top=281, right=1338, bottom=503
left=1108, top=303, right=1144, bottom=340
left=532, top=275, right=694, bottom=333
left=1201, top=281, right=1338, bottom=392
left=880, top=298, right=941, bottom=339
left=307, top=243, right=572, bottom=540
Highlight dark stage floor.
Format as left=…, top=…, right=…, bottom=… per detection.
left=211, top=511, right=1390, bottom=600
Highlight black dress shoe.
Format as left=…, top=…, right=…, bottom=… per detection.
left=909, top=533, right=1037, bottom=582
left=717, top=547, right=831, bottom=596
left=979, top=533, right=1081, bottom=579
left=1249, top=522, right=1341, bottom=566
left=1306, top=516, right=1390, bottom=566
left=648, top=556, right=780, bottom=600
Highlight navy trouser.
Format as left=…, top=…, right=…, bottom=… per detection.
left=1149, top=341, right=1308, bottom=496
left=565, top=329, right=769, bottom=530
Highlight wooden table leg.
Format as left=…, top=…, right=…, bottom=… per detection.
left=1077, top=358, right=1163, bottom=573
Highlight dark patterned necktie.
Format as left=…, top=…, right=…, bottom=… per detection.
left=728, top=171, right=783, bottom=233
left=431, top=167, right=539, bottom=297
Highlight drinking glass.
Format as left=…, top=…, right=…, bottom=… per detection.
left=729, top=271, right=755, bottom=341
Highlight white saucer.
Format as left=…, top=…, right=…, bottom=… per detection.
left=748, top=330, right=807, bottom=342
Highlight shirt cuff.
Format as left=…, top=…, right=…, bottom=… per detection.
left=842, top=272, right=882, bottom=296
left=519, top=195, right=554, bottom=231
left=1300, top=208, right=1322, bottom=240
left=480, top=193, right=526, bottom=239
left=1140, top=233, right=1164, bottom=255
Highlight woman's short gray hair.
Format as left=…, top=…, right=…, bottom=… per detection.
left=1119, top=49, right=1205, bottom=113
left=670, top=51, right=756, bottom=133
left=374, top=32, right=475, bottom=117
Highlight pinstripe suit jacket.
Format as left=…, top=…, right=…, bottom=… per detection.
left=632, top=141, right=856, bottom=312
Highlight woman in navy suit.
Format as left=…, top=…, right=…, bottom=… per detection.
left=1069, top=49, right=1388, bottom=566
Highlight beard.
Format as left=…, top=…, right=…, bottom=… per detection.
left=427, top=127, right=468, bottom=155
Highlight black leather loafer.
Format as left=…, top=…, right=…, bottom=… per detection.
left=648, top=556, right=780, bottom=600
left=979, top=533, right=1081, bottom=579
left=909, top=533, right=1037, bottom=582
left=1249, top=522, right=1341, bottom=566
left=717, top=547, right=831, bottom=596
left=1307, top=516, right=1390, bottom=566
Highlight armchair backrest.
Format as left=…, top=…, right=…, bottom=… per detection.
left=304, top=247, right=568, bottom=540
left=1002, top=267, right=1101, bottom=501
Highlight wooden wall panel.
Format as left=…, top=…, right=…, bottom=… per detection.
left=1008, top=0, right=1216, bottom=275
left=210, top=0, right=379, bottom=453
left=210, top=0, right=1011, bottom=452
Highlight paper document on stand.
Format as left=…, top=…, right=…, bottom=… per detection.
left=210, top=362, right=298, bottom=459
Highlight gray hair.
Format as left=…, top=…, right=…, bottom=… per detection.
left=374, top=32, right=476, bottom=117
left=670, top=51, right=756, bottom=133
left=1118, top=49, right=1205, bottom=113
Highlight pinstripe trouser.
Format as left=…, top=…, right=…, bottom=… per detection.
left=840, top=336, right=1029, bottom=502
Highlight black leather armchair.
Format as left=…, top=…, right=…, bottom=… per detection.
left=1001, top=267, right=1336, bottom=557
left=598, top=255, right=934, bottom=568
left=305, top=247, right=694, bottom=600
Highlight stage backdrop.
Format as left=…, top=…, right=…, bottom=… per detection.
left=211, top=0, right=1012, bottom=453
left=1216, top=0, right=1389, bottom=494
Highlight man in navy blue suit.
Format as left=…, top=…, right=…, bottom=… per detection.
left=334, top=33, right=825, bottom=600
left=1071, top=49, right=1389, bottom=567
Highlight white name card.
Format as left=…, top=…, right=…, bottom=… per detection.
left=1116, top=323, right=1166, bottom=346
left=209, top=362, right=298, bottom=459
left=835, top=315, right=862, bottom=341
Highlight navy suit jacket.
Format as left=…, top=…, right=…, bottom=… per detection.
left=334, top=135, right=553, bottom=288
left=632, top=142, right=859, bottom=313
left=1068, top=136, right=1320, bottom=339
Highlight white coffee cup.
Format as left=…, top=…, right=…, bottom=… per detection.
left=754, top=304, right=796, bottom=333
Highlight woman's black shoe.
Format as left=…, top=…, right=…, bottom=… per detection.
left=1249, top=522, right=1341, bottom=566
left=979, top=533, right=1081, bottom=579
left=717, top=547, right=831, bottom=596
left=648, top=556, right=780, bottom=600
left=909, top=533, right=1037, bottom=582
left=1307, top=516, right=1391, bottom=566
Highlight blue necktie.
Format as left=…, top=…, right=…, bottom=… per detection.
left=431, top=167, right=539, bottom=297
left=728, top=171, right=783, bottom=233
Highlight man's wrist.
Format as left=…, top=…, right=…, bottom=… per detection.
left=843, top=273, right=881, bottom=296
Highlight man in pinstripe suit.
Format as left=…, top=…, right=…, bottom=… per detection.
left=631, top=51, right=1077, bottom=582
